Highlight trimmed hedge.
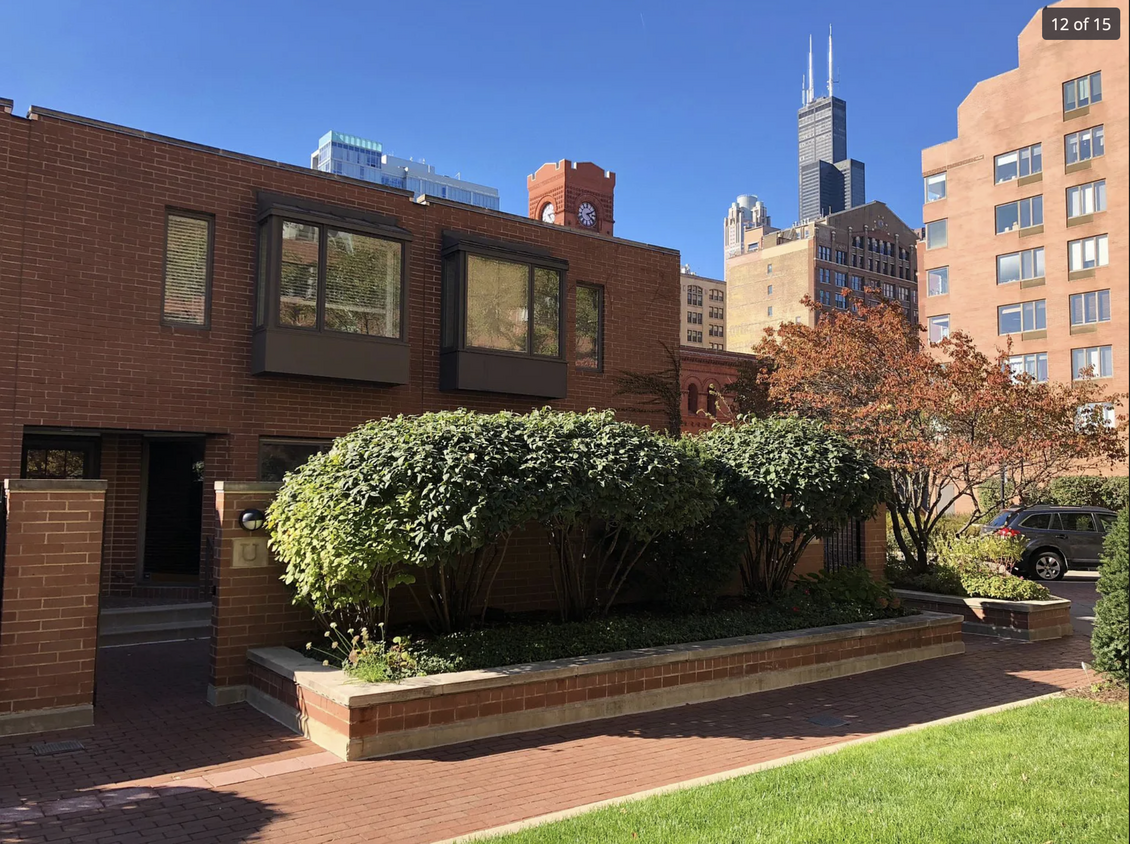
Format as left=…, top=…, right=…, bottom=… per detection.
left=1092, top=507, right=1128, bottom=684
left=1042, top=476, right=1129, bottom=512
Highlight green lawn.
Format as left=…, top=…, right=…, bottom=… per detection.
left=486, top=698, right=1129, bottom=844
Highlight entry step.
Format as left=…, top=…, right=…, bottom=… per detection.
left=98, top=602, right=211, bottom=647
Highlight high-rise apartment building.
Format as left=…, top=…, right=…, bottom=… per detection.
left=681, top=267, right=727, bottom=350
left=311, top=131, right=500, bottom=210
left=798, top=29, right=865, bottom=222
left=919, top=0, right=1127, bottom=410
left=726, top=201, right=918, bottom=354
left=724, top=195, right=771, bottom=260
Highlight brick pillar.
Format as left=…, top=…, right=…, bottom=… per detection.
left=0, top=479, right=106, bottom=736
left=863, top=504, right=889, bottom=581
left=208, top=481, right=311, bottom=706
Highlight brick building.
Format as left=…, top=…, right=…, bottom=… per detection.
left=0, top=102, right=680, bottom=601
left=725, top=201, right=919, bottom=355
left=919, top=0, right=1127, bottom=408
left=680, top=268, right=727, bottom=350
left=680, top=349, right=750, bottom=434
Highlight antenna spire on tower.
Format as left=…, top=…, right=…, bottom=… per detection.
left=806, top=35, right=814, bottom=104
left=828, top=25, right=834, bottom=98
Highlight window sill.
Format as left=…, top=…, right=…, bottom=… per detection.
left=1063, top=105, right=1091, bottom=121
left=251, top=327, right=409, bottom=385
left=1068, top=268, right=1097, bottom=281
left=1020, top=276, right=1046, bottom=289
left=1018, top=224, right=1044, bottom=238
left=1065, top=159, right=1094, bottom=175
left=1021, top=329, right=1047, bottom=341
left=1017, top=172, right=1043, bottom=187
left=1067, top=213, right=1096, bottom=228
left=1069, top=323, right=1100, bottom=335
left=439, top=349, right=567, bottom=398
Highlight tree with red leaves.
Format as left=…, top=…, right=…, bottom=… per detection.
left=756, top=296, right=1127, bottom=574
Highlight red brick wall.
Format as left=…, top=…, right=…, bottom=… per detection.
left=0, top=480, right=105, bottom=719
left=98, top=434, right=143, bottom=596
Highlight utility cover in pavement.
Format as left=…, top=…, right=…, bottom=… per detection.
left=30, top=740, right=85, bottom=756
left=807, top=714, right=850, bottom=728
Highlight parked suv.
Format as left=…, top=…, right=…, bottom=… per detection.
left=981, top=505, right=1118, bottom=580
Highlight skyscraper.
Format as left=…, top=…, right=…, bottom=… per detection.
left=797, top=29, right=865, bottom=222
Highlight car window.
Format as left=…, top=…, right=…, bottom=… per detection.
left=1061, top=512, right=1096, bottom=532
left=988, top=511, right=1013, bottom=528
left=1097, top=513, right=1116, bottom=533
left=1020, top=513, right=1053, bottom=529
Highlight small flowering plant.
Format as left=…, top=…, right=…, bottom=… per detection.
left=306, top=622, right=423, bottom=684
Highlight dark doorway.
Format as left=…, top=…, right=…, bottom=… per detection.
left=142, top=440, right=205, bottom=583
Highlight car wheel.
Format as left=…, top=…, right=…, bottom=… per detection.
left=1032, top=550, right=1066, bottom=581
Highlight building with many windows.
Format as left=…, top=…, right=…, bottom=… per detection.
left=311, top=130, right=500, bottom=210
left=725, top=201, right=918, bottom=354
left=681, top=268, right=727, bottom=350
left=919, top=0, right=1126, bottom=412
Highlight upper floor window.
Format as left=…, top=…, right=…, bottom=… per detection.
left=686, top=285, right=703, bottom=306
left=1072, top=345, right=1113, bottom=380
left=1070, top=289, right=1111, bottom=326
left=849, top=275, right=864, bottom=291
left=818, top=245, right=832, bottom=261
left=881, top=282, right=896, bottom=299
left=1069, top=234, right=1109, bottom=271
left=998, top=300, right=1046, bottom=334
left=1063, top=72, right=1102, bottom=112
left=162, top=210, right=213, bottom=328
left=1006, top=352, right=1048, bottom=383
left=1067, top=180, right=1106, bottom=218
left=575, top=284, right=603, bottom=371
left=687, top=311, right=702, bottom=325
left=994, top=145, right=1042, bottom=184
left=927, top=267, right=949, bottom=297
left=925, top=219, right=947, bottom=249
left=924, top=172, right=946, bottom=202
left=1078, top=403, right=1116, bottom=430
left=767, top=306, right=774, bottom=317
left=995, top=196, right=1043, bottom=233
left=767, top=284, right=773, bottom=295
left=997, top=247, right=1044, bottom=284
left=1065, top=126, right=1104, bottom=164
left=928, top=314, right=950, bottom=343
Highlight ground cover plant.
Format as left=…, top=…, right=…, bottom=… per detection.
left=483, top=697, right=1129, bottom=844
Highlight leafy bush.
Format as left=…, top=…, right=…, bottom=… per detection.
left=693, top=416, right=888, bottom=598
left=269, top=410, right=539, bottom=633
left=334, top=568, right=909, bottom=679
left=886, top=539, right=1052, bottom=602
left=521, top=409, right=715, bottom=620
left=310, top=625, right=423, bottom=684
left=935, top=532, right=1027, bottom=574
left=1041, top=476, right=1129, bottom=512
left=1092, top=507, right=1128, bottom=684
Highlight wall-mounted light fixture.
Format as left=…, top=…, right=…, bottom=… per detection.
left=239, top=508, right=266, bottom=532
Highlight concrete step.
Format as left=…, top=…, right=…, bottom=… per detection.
left=98, top=602, right=211, bottom=648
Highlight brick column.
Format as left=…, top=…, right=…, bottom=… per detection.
left=862, top=504, right=889, bottom=581
left=0, top=479, right=106, bottom=736
left=208, top=482, right=311, bottom=706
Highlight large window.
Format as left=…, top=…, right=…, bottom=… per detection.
left=995, top=196, right=1043, bottom=233
left=998, top=300, right=1046, bottom=334
left=1063, top=72, right=1102, bottom=112
left=1067, top=180, right=1106, bottom=218
left=1070, top=289, right=1111, bottom=326
left=928, top=315, right=950, bottom=343
left=1065, top=125, right=1104, bottom=165
left=1006, top=353, right=1048, bottom=383
left=927, top=267, right=949, bottom=296
left=994, top=144, right=1042, bottom=183
left=464, top=255, right=559, bottom=355
left=162, top=210, right=213, bottom=327
left=925, top=219, right=947, bottom=249
left=258, top=438, right=332, bottom=482
left=924, top=172, right=946, bottom=202
left=1069, top=234, right=1109, bottom=271
left=996, top=247, right=1044, bottom=284
left=1072, top=345, right=1113, bottom=380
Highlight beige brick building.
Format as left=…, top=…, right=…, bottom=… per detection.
left=919, top=0, right=1128, bottom=410
left=681, top=268, right=727, bottom=350
left=725, top=202, right=919, bottom=354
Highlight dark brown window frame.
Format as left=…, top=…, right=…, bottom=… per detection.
left=439, top=230, right=568, bottom=398
left=575, top=282, right=604, bottom=372
left=20, top=434, right=102, bottom=480
left=161, top=208, right=215, bottom=330
left=257, top=436, right=333, bottom=482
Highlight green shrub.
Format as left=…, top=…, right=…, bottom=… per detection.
left=522, top=409, right=715, bottom=620
left=1092, top=507, right=1128, bottom=684
left=935, top=532, right=1027, bottom=574
left=790, top=566, right=901, bottom=614
left=1042, top=476, right=1129, bottom=512
left=886, top=533, right=1052, bottom=602
left=693, top=416, right=888, bottom=598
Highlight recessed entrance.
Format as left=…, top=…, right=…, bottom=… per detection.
left=140, top=439, right=205, bottom=584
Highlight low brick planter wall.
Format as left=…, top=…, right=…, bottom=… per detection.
left=246, top=612, right=963, bottom=760
left=894, top=590, right=1072, bottom=641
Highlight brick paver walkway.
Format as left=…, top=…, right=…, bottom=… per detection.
left=1, top=583, right=1098, bottom=844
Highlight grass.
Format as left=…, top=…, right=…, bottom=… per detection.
left=483, top=697, right=1129, bottom=844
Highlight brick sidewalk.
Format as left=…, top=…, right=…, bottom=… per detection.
left=1, top=628, right=1093, bottom=844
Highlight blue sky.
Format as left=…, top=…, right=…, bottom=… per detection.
left=2, top=0, right=1044, bottom=278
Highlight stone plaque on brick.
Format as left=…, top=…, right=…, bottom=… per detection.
left=231, top=536, right=271, bottom=568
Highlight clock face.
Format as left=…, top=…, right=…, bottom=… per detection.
left=541, top=202, right=556, bottom=223
left=577, top=201, right=597, bottom=228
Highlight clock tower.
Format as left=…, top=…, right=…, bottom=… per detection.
left=527, top=160, right=615, bottom=236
